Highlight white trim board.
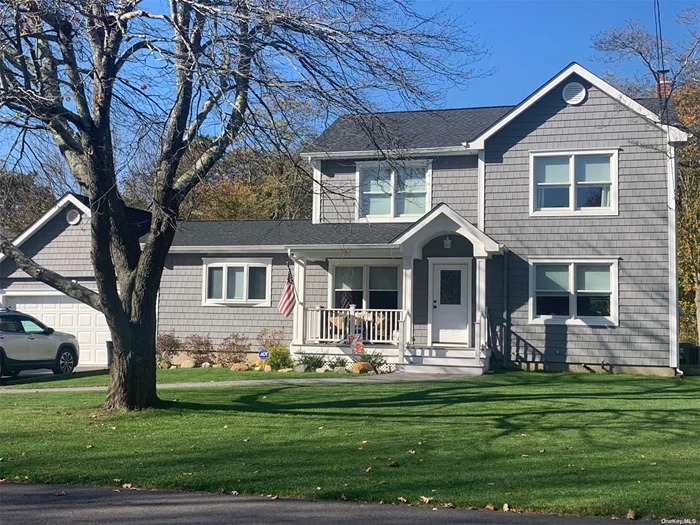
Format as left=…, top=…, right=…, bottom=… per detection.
left=0, top=194, right=91, bottom=264
left=667, top=145, right=679, bottom=369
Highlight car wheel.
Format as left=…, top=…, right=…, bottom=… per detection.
left=53, top=348, right=76, bottom=375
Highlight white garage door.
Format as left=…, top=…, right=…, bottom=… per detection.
left=5, top=295, right=110, bottom=366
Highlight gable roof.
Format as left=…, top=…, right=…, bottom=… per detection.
left=304, top=62, right=686, bottom=157
left=168, top=220, right=410, bottom=250
left=0, top=193, right=91, bottom=264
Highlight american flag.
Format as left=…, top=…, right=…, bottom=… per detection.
left=278, top=267, right=296, bottom=317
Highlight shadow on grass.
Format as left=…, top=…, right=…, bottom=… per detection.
left=2, top=368, right=109, bottom=387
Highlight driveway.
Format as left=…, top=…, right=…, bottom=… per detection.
left=0, top=483, right=618, bottom=525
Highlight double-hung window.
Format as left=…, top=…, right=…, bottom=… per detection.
left=530, top=151, right=618, bottom=215
left=530, top=259, right=618, bottom=326
left=358, top=161, right=430, bottom=220
left=203, top=258, right=272, bottom=306
left=332, top=263, right=400, bottom=310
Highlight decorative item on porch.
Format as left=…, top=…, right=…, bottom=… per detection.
left=349, top=334, right=364, bottom=354
left=278, top=263, right=296, bottom=317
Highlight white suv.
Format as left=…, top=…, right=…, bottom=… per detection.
left=0, top=308, right=80, bottom=378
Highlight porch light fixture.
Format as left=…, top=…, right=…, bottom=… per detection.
left=443, top=235, right=452, bottom=249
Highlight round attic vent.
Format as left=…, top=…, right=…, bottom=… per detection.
left=562, top=82, right=586, bottom=105
left=65, top=209, right=81, bottom=225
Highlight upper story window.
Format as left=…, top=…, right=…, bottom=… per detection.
left=530, top=150, right=618, bottom=216
left=202, top=258, right=272, bottom=307
left=357, top=161, right=431, bottom=221
left=529, top=258, right=619, bottom=326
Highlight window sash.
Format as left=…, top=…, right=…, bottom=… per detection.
left=204, top=262, right=269, bottom=304
left=333, top=264, right=400, bottom=309
left=532, top=262, right=614, bottom=320
left=359, top=164, right=428, bottom=218
left=532, top=153, right=615, bottom=213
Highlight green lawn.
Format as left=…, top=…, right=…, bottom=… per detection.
left=1, top=373, right=699, bottom=518
left=1, top=368, right=350, bottom=389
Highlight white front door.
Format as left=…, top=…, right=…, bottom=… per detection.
left=432, top=264, right=470, bottom=345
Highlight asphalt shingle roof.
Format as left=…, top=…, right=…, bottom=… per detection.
left=171, top=220, right=411, bottom=247
left=305, top=98, right=679, bottom=154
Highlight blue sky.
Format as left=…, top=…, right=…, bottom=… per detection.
left=416, top=0, right=699, bottom=108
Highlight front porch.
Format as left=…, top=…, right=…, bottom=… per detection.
left=288, top=204, right=504, bottom=374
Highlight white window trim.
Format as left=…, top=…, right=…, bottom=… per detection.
left=529, top=150, right=619, bottom=217
left=201, top=257, right=273, bottom=307
left=354, top=160, right=432, bottom=223
left=528, top=257, right=619, bottom=327
left=327, top=259, right=403, bottom=310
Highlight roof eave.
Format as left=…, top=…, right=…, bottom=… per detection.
left=302, top=145, right=481, bottom=161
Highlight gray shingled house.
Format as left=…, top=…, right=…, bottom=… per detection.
left=0, top=63, right=688, bottom=375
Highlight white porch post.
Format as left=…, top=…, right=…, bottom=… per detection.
left=402, top=256, right=413, bottom=347
left=292, top=257, right=307, bottom=345
left=475, top=257, right=487, bottom=359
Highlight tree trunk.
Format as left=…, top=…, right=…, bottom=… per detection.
left=695, top=273, right=700, bottom=345
left=105, top=317, right=159, bottom=410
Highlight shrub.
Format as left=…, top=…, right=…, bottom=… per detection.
left=257, top=328, right=285, bottom=349
left=156, top=333, right=182, bottom=357
left=183, top=334, right=215, bottom=366
left=328, top=356, right=349, bottom=370
left=351, top=350, right=387, bottom=373
left=216, top=333, right=249, bottom=367
left=268, top=345, right=294, bottom=370
left=295, top=352, right=327, bottom=371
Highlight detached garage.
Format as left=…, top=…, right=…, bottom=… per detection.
left=0, top=194, right=151, bottom=368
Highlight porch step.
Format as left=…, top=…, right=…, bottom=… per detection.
left=395, top=364, right=484, bottom=375
left=405, top=356, right=479, bottom=367
left=406, top=348, right=477, bottom=360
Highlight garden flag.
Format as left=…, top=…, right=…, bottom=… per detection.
left=278, top=265, right=296, bottom=317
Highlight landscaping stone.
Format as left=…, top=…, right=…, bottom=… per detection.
left=263, top=365, right=272, bottom=372
left=294, top=364, right=307, bottom=372
left=278, top=368, right=293, bottom=373
left=352, top=362, right=373, bottom=374
left=169, top=364, right=178, bottom=369
left=230, top=363, right=249, bottom=372
left=201, top=362, right=212, bottom=368
left=170, top=352, right=190, bottom=366
left=212, top=364, right=223, bottom=368
left=315, top=368, right=327, bottom=373
left=158, top=361, right=171, bottom=370
left=180, top=359, right=196, bottom=369
left=333, top=367, right=347, bottom=374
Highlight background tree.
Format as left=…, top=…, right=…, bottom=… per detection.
left=593, top=13, right=700, bottom=344
left=0, top=0, right=486, bottom=409
left=0, top=170, right=57, bottom=239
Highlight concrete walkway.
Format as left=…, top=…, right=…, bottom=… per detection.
left=0, top=372, right=455, bottom=394
left=0, top=483, right=617, bottom=525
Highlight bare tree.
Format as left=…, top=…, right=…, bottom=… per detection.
left=593, top=12, right=700, bottom=345
left=0, top=0, right=486, bottom=409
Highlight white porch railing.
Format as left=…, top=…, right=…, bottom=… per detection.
left=305, top=306, right=404, bottom=345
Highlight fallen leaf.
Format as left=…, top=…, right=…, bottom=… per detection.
left=358, top=446, right=364, bottom=450
left=231, top=491, right=239, bottom=496
left=626, top=509, right=636, bottom=520
left=340, top=494, right=347, bottom=501
left=113, top=479, right=121, bottom=483
left=486, top=482, right=494, bottom=486
left=397, top=496, right=407, bottom=503
left=89, top=414, right=97, bottom=419
left=361, top=440, right=368, bottom=444
left=432, top=508, right=438, bottom=511
left=270, top=495, right=278, bottom=500
left=388, top=460, right=399, bottom=467
left=242, top=439, right=249, bottom=443
left=420, top=496, right=433, bottom=504
left=318, top=426, right=324, bottom=430
left=521, top=454, right=529, bottom=458
left=503, top=503, right=510, bottom=512
left=560, top=446, right=569, bottom=451
left=378, top=480, right=386, bottom=485
left=539, top=449, right=545, bottom=453
left=408, top=450, right=416, bottom=455
left=443, top=503, right=454, bottom=508
left=649, top=462, right=657, bottom=466
left=54, top=491, right=66, bottom=497
left=316, top=486, right=322, bottom=491
left=121, top=483, right=132, bottom=489
left=485, top=504, right=495, bottom=511
left=364, top=467, right=372, bottom=473
left=521, top=433, right=527, bottom=437
left=224, top=425, right=228, bottom=429
left=86, top=445, right=93, bottom=449
left=110, top=427, right=117, bottom=431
